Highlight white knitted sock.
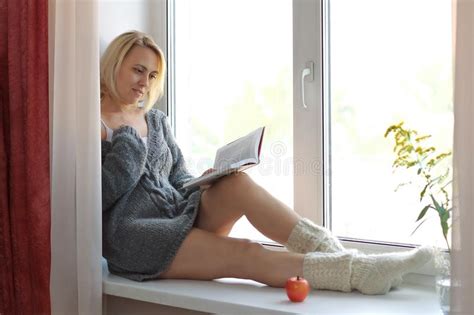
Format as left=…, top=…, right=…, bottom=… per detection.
left=302, top=247, right=433, bottom=295
left=303, top=251, right=353, bottom=292
left=350, top=246, right=434, bottom=295
left=286, top=218, right=345, bottom=253
left=391, top=276, right=403, bottom=288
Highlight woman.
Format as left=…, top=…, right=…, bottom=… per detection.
left=100, top=30, right=433, bottom=295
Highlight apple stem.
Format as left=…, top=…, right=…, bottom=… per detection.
left=297, top=276, right=300, bottom=280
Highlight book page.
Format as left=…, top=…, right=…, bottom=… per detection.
left=183, top=127, right=264, bottom=189
left=213, top=127, right=263, bottom=170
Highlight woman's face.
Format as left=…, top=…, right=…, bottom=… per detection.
left=116, top=45, right=159, bottom=106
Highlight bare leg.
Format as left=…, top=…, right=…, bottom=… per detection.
left=160, top=228, right=304, bottom=287
left=197, top=173, right=301, bottom=244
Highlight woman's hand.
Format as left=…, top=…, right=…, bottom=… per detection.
left=201, top=168, right=216, bottom=176
left=199, top=168, right=216, bottom=190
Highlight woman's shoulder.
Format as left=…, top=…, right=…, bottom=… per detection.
left=146, top=108, right=170, bottom=133
left=146, top=108, right=166, bottom=120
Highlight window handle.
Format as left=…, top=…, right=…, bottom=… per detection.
left=301, top=61, right=314, bottom=109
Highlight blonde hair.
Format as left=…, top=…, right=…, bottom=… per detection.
left=100, top=31, right=166, bottom=111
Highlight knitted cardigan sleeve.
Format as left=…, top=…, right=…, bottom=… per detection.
left=101, top=126, right=147, bottom=211
left=160, top=114, right=197, bottom=196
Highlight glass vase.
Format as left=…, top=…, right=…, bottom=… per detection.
left=435, top=275, right=450, bottom=315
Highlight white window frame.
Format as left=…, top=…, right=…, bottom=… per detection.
left=163, top=0, right=442, bottom=276
left=293, top=0, right=325, bottom=226
left=148, top=0, right=171, bottom=118
left=163, top=0, right=327, bottom=238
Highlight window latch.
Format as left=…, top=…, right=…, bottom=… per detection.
left=301, top=61, right=314, bottom=109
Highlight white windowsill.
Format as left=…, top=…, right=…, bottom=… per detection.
left=102, top=260, right=442, bottom=314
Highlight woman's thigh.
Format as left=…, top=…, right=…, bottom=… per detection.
left=159, top=228, right=257, bottom=280
left=196, top=173, right=251, bottom=235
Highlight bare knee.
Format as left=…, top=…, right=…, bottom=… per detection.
left=228, top=172, right=253, bottom=186
left=212, top=172, right=254, bottom=197
left=206, top=237, right=265, bottom=279
left=229, top=238, right=265, bottom=278
left=200, top=173, right=253, bottom=212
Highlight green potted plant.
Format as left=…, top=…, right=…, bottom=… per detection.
left=385, top=122, right=451, bottom=313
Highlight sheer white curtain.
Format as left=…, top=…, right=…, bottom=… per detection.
left=49, top=0, right=102, bottom=314
left=451, top=0, right=474, bottom=313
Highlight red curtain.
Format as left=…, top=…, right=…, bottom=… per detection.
left=0, top=0, right=51, bottom=314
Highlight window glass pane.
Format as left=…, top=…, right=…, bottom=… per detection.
left=174, top=0, right=293, bottom=242
left=329, top=0, right=453, bottom=248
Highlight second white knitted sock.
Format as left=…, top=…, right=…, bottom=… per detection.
left=302, top=246, right=433, bottom=295
left=350, top=246, right=434, bottom=295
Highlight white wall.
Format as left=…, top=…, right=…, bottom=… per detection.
left=99, top=0, right=167, bottom=112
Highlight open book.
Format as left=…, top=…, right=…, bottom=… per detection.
left=183, top=127, right=265, bottom=189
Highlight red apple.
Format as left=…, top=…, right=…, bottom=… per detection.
left=285, top=276, right=310, bottom=302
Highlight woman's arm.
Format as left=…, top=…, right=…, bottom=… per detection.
left=102, top=126, right=147, bottom=211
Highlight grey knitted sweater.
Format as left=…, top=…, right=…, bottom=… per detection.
left=101, top=109, right=201, bottom=281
